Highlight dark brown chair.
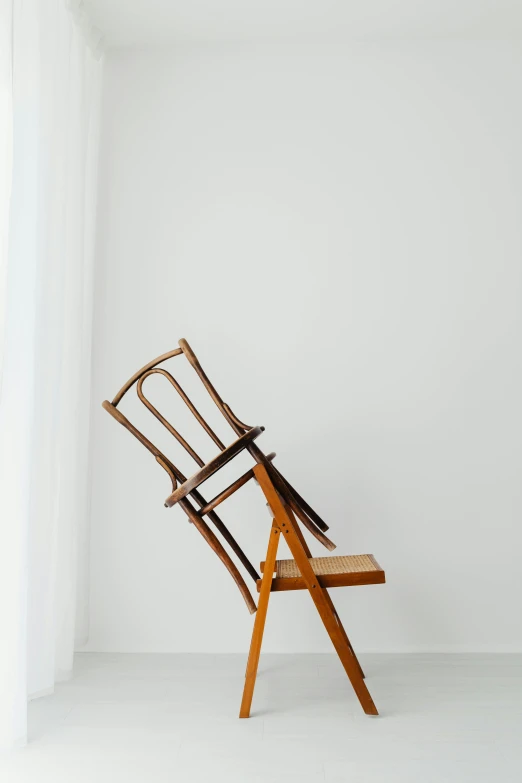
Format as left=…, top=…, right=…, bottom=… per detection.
left=102, top=339, right=385, bottom=717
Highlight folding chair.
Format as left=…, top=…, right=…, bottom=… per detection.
left=103, top=339, right=386, bottom=717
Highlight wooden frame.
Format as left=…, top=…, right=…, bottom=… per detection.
left=240, top=463, right=379, bottom=718
left=102, top=338, right=386, bottom=717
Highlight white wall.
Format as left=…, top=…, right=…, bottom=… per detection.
left=86, top=41, right=522, bottom=653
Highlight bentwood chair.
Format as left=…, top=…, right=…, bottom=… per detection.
left=103, top=339, right=386, bottom=717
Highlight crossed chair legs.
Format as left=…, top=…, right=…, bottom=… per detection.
left=240, top=463, right=378, bottom=718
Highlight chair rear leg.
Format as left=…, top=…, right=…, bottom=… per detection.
left=289, top=551, right=376, bottom=713
left=324, top=590, right=365, bottom=679
left=314, top=591, right=377, bottom=713
left=284, top=504, right=366, bottom=680
left=239, top=522, right=280, bottom=718
left=254, top=464, right=378, bottom=716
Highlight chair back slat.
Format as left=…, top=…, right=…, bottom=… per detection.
left=138, top=370, right=205, bottom=467
left=179, top=338, right=252, bottom=435
left=137, top=367, right=226, bottom=453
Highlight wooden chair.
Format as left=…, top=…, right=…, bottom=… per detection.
left=102, top=339, right=386, bottom=717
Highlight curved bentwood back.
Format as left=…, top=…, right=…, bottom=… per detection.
left=103, top=339, right=336, bottom=613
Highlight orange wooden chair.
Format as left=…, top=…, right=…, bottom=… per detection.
left=103, top=339, right=385, bottom=717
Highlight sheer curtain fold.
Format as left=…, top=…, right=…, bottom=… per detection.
left=0, top=0, right=102, bottom=749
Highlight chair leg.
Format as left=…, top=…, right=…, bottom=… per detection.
left=290, top=555, right=376, bottom=713
left=239, top=522, right=280, bottom=718
left=284, top=503, right=366, bottom=680
left=324, top=590, right=365, bottom=679
left=254, top=463, right=378, bottom=716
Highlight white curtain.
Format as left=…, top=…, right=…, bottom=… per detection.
left=0, top=0, right=103, bottom=750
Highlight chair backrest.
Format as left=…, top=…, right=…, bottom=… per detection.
left=103, top=338, right=268, bottom=613
left=104, top=339, right=251, bottom=482
left=103, top=338, right=336, bottom=614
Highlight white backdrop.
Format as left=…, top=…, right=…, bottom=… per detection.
left=86, top=41, right=522, bottom=654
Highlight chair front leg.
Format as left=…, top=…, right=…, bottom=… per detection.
left=239, top=521, right=280, bottom=718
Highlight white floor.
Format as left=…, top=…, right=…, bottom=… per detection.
left=1, top=653, right=521, bottom=782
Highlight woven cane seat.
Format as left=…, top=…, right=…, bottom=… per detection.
left=258, top=553, right=385, bottom=592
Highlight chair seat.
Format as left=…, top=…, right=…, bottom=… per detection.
left=258, top=554, right=385, bottom=592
